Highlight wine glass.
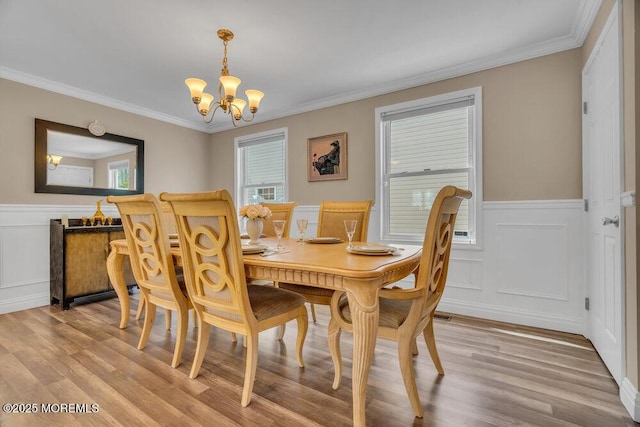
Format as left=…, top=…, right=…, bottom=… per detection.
left=296, top=219, right=308, bottom=243
left=273, top=220, right=286, bottom=251
left=344, top=219, right=358, bottom=250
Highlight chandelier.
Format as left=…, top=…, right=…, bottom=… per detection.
left=185, top=29, right=264, bottom=126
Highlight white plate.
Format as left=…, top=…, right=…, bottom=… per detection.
left=306, top=237, right=342, bottom=244
left=347, top=245, right=397, bottom=255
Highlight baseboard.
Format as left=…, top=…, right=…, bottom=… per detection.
left=438, top=297, right=584, bottom=334
left=0, top=292, right=49, bottom=315
left=620, top=378, right=640, bottom=422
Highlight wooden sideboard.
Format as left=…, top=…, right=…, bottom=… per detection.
left=50, top=218, right=135, bottom=309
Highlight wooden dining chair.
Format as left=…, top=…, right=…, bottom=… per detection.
left=327, top=186, right=471, bottom=418
left=278, top=200, right=373, bottom=322
left=246, top=201, right=298, bottom=288
left=106, top=194, right=193, bottom=368
left=260, top=202, right=296, bottom=238
left=159, top=189, right=308, bottom=407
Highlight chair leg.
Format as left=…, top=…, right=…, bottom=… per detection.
left=165, top=309, right=172, bottom=330
left=241, top=333, right=259, bottom=407
left=189, top=322, right=211, bottom=379
left=310, top=303, right=317, bottom=323
left=191, top=310, right=198, bottom=328
left=135, top=294, right=145, bottom=320
left=295, top=308, right=308, bottom=368
left=423, top=320, right=444, bottom=375
left=327, top=316, right=342, bottom=390
left=277, top=324, right=286, bottom=340
left=170, top=308, right=188, bottom=368
left=398, top=335, right=424, bottom=418
left=411, top=338, right=419, bottom=356
left=138, top=299, right=156, bottom=350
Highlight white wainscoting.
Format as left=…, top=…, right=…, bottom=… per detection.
left=440, top=200, right=585, bottom=334
left=1, top=200, right=586, bottom=335
left=0, top=203, right=119, bottom=314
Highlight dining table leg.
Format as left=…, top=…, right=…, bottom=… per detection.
left=106, top=243, right=130, bottom=329
left=344, top=281, right=380, bottom=427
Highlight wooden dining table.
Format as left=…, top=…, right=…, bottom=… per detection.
left=106, top=236, right=422, bottom=427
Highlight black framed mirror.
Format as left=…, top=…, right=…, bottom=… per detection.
left=35, top=118, right=144, bottom=196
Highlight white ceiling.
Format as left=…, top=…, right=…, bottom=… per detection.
left=0, top=0, right=601, bottom=134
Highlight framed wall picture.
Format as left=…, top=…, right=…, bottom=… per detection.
left=307, top=132, right=347, bottom=182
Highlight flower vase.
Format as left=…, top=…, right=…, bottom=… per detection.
left=246, top=218, right=263, bottom=244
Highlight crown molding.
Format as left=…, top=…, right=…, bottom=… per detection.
left=0, top=67, right=211, bottom=133
left=572, top=0, right=604, bottom=45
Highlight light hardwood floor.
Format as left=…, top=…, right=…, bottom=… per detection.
left=0, top=292, right=635, bottom=426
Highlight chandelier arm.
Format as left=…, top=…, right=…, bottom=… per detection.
left=202, top=104, right=224, bottom=124
left=239, top=113, right=256, bottom=123
left=228, top=103, right=256, bottom=123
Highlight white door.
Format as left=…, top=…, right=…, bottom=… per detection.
left=582, top=4, right=623, bottom=384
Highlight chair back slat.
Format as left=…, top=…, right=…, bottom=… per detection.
left=416, top=186, right=472, bottom=310
left=108, top=194, right=184, bottom=307
left=161, top=190, right=254, bottom=328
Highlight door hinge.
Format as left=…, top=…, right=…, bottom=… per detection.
left=585, top=297, right=590, bottom=311
left=584, top=199, right=589, bottom=212
left=583, top=101, right=588, bottom=114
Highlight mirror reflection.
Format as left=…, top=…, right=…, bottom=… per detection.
left=35, top=119, right=144, bottom=196
left=46, top=131, right=137, bottom=189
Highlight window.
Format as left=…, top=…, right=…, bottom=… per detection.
left=108, top=160, right=130, bottom=190
left=376, top=87, right=482, bottom=245
left=235, top=128, right=288, bottom=205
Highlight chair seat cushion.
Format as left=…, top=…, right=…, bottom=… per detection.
left=337, top=294, right=412, bottom=329
left=278, top=282, right=334, bottom=298
left=248, top=284, right=306, bottom=321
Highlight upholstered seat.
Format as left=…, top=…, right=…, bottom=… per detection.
left=107, top=193, right=193, bottom=369
left=160, top=189, right=308, bottom=407
left=333, top=294, right=412, bottom=329
left=328, top=186, right=472, bottom=418
left=247, top=284, right=306, bottom=320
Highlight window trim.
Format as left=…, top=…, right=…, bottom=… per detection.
left=375, top=87, right=483, bottom=249
left=234, top=127, right=289, bottom=206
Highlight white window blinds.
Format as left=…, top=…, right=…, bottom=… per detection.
left=236, top=130, right=287, bottom=205
left=379, top=89, right=480, bottom=244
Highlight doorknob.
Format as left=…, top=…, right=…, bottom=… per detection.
left=602, top=216, right=620, bottom=227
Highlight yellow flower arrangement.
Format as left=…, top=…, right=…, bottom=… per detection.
left=239, top=204, right=272, bottom=220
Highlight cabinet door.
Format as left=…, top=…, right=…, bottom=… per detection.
left=65, top=233, right=110, bottom=298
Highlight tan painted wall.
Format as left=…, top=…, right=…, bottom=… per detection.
left=0, top=79, right=212, bottom=205
left=210, top=49, right=583, bottom=204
